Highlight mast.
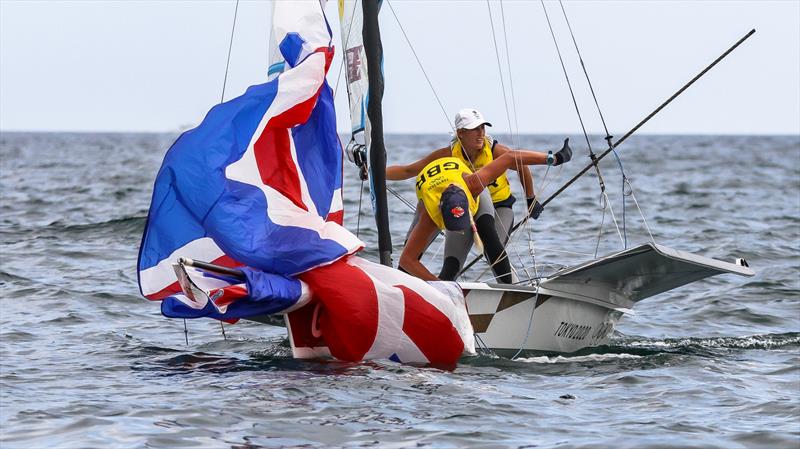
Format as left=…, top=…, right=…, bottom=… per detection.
left=361, top=0, right=392, bottom=266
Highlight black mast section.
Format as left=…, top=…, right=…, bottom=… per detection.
left=362, top=0, right=392, bottom=266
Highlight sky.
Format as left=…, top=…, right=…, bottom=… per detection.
left=1, top=0, right=799, bottom=135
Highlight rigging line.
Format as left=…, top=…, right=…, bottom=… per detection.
left=385, top=0, right=452, bottom=130
left=557, top=0, right=611, bottom=138
left=460, top=162, right=559, bottom=279
left=386, top=185, right=416, bottom=211
left=511, top=287, right=540, bottom=359
left=628, top=182, right=656, bottom=243
left=490, top=0, right=532, bottom=274
left=356, top=179, right=365, bottom=238
left=505, top=162, right=559, bottom=267
left=532, top=246, right=595, bottom=257
left=539, top=1, right=592, bottom=155
left=333, top=0, right=361, bottom=100
left=499, top=0, right=522, bottom=150
left=507, top=163, right=554, bottom=280
left=610, top=148, right=629, bottom=247
left=220, top=0, right=240, bottom=104
left=486, top=1, right=515, bottom=146
left=593, top=195, right=607, bottom=258
left=476, top=250, right=514, bottom=283
left=540, top=0, right=608, bottom=200
left=485, top=0, right=526, bottom=265
left=497, top=0, right=534, bottom=258
left=540, top=28, right=756, bottom=209
left=385, top=185, right=446, bottom=239
left=601, top=190, right=626, bottom=248
left=558, top=0, right=628, bottom=241
left=523, top=164, right=560, bottom=277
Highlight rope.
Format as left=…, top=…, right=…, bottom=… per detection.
left=474, top=333, right=495, bottom=357
left=333, top=0, right=361, bottom=100
left=386, top=185, right=417, bottom=211
left=220, top=0, right=240, bottom=104
left=356, top=179, right=365, bottom=238
left=486, top=1, right=516, bottom=145
left=497, top=1, right=538, bottom=280
left=558, top=1, right=631, bottom=248
left=461, top=161, right=559, bottom=282
left=602, top=190, right=626, bottom=249
left=385, top=185, right=447, bottom=243
left=610, top=149, right=629, bottom=248
left=499, top=0, right=522, bottom=150
left=517, top=164, right=555, bottom=278
left=628, top=180, right=657, bottom=243
left=385, top=0, right=452, bottom=131
left=558, top=0, right=612, bottom=138
left=540, top=0, right=609, bottom=208
left=202, top=0, right=241, bottom=344
left=593, top=195, right=608, bottom=258
left=539, top=1, right=592, bottom=155
left=511, top=287, right=540, bottom=359
left=485, top=1, right=530, bottom=276
left=383, top=0, right=533, bottom=284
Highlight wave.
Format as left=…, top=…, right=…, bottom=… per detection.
left=516, top=352, right=643, bottom=364
left=48, top=216, right=147, bottom=235
left=465, top=332, right=800, bottom=367
left=617, top=332, right=800, bottom=353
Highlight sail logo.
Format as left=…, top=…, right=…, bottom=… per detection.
left=346, top=46, right=363, bottom=82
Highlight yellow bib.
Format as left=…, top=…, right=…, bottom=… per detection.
left=415, top=157, right=479, bottom=230
left=451, top=137, right=512, bottom=204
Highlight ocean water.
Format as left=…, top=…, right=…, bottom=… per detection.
left=0, top=132, right=798, bottom=449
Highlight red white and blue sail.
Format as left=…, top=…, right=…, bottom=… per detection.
left=136, top=0, right=474, bottom=365
left=137, top=1, right=358, bottom=309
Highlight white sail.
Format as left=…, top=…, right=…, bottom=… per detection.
left=338, top=0, right=371, bottom=143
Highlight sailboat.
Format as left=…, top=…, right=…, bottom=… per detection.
left=332, top=0, right=754, bottom=356
left=137, top=0, right=755, bottom=363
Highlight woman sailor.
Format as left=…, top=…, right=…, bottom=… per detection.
left=399, top=142, right=572, bottom=283
left=387, top=108, right=566, bottom=242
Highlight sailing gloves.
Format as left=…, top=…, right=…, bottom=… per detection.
left=533, top=138, right=571, bottom=217
left=526, top=197, right=544, bottom=220
left=548, top=138, right=573, bottom=166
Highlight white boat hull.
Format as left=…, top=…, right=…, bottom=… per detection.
left=246, top=243, right=752, bottom=359
left=462, top=283, right=623, bottom=355
left=461, top=242, right=753, bottom=355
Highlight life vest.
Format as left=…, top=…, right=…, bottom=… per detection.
left=415, top=157, right=479, bottom=230
left=451, top=137, right=512, bottom=204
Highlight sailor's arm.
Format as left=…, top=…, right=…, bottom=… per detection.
left=494, top=143, right=534, bottom=198
left=386, top=147, right=451, bottom=180
left=466, top=143, right=573, bottom=196
left=465, top=151, right=547, bottom=196
left=398, top=213, right=440, bottom=281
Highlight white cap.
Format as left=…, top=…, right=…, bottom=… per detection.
left=454, top=108, right=492, bottom=130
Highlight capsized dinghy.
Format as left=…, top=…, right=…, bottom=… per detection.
left=137, top=0, right=755, bottom=364
left=137, top=1, right=476, bottom=366
left=334, top=0, right=755, bottom=357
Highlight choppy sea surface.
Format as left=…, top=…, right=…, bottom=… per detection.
left=1, top=132, right=798, bottom=449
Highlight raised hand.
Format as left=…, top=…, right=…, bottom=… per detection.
left=553, top=138, right=572, bottom=166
